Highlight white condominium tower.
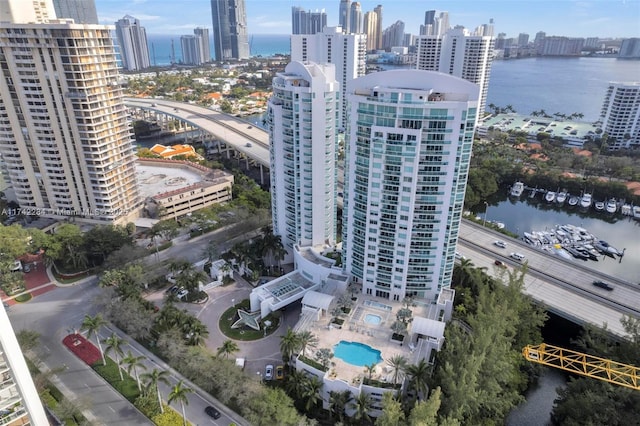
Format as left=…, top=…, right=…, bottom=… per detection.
left=0, top=3, right=140, bottom=223
left=211, top=0, right=250, bottom=60
left=115, top=15, right=151, bottom=71
left=267, top=62, right=339, bottom=261
left=416, top=27, right=494, bottom=117
left=599, top=82, right=640, bottom=150
left=343, top=70, right=479, bottom=302
left=53, top=0, right=99, bottom=24
left=1, top=304, right=49, bottom=425
left=339, top=0, right=350, bottom=34
left=291, top=26, right=366, bottom=130
left=182, top=28, right=211, bottom=66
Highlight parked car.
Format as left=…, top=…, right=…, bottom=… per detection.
left=592, top=280, right=614, bottom=291
left=176, top=289, right=189, bottom=299
left=265, top=364, right=274, bottom=380
left=494, top=240, right=507, bottom=248
left=22, top=263, right=32, bottom=273
left=275, top=365, right=284, bottom=380
left=165, top=285, right=178, bottom=295
left=510, top=252, right=525, bottom=261
left=204, top=405, right=221, bottom=419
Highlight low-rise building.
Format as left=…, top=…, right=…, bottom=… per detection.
left=150, top=144, right=203, bottom=160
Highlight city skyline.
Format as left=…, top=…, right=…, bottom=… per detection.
left=93, top=1, right=640, bottom=39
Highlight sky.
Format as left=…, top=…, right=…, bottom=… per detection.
left=94, top=0, right=640, bottom=38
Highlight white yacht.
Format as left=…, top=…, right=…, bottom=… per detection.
left=510, top=181, right=525, bottom=197
left=580, top=193, right=592, bottom=209
left=545, top=191, right=556, bottom=202
left=594, top=200, right=605, bottom=211
left=606, top=198, right=617, bottom=214
left=556, top=191, right=567, bottom=204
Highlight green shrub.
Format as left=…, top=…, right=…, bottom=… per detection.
left=92, top=357, right=140, bottom=402
left=152, top=405, right=192, bottom=426
left=14, top=292, right=32, bottom=302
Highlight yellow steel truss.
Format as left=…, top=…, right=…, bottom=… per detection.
left=522, top=344, right=639, bottom=391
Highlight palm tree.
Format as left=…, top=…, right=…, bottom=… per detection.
left=297, top=330, right=318, bottom=358
left=284, top=369, right=308, bottom=397
left=364, top=363, right=377, bottom=381
left=329, top=390, right=352, bottom=422
left=80, top=314, right=107, bottom=365
left=386, top=354, right=408, bottom=386
left=122, top=351, right=147, bottom=391
left=216, top=339, right=239, bottom=359
left=350, top=391, right=373, bottom=423
left=302, top=375, right=323, bottom=412
left=280, top=328, right=300, bottom=365
left=183, top=320, right=209, bottom=346
left=168, top=380, right=192, bottom=426
left=141, top=368, right=170, bottom=413
left=404, top=359, right=431, bottom=401
left=102, top=333, right=125, bottom=380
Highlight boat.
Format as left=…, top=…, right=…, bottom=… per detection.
left=545, top=191, right=556, bottom=203
left=568, top=195, right=579, bottom=207
left=594, top=201, right=605, bottom=212
left=606, top=198, right=617, bottom=214
left=529, top=188, right=537, bottom=198
left=634, top=206, right=640, bottom=219
left=510, top=181, right=525, bottom=198
left=564, top=246, right=589, bottom=260
left=556, top=191, right=567, bottom=204
left=594, top=240, right=621, bottom=257
left=580, top=193, right=592, bottom=209
left=621, top=204, right=632, bottom=216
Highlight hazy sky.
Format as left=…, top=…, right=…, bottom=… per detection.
left=94, top=0, right=640, bottom=38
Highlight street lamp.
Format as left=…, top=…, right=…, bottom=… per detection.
left=231, top=298, right=235, bottom=308
left=483, top=201, right=489, bottom=227
left=263, top=320, right=272, bottom=337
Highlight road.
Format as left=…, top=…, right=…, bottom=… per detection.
left=458, top=220, right=639, bottom=337
left=7, top=226, right=260, bottom=426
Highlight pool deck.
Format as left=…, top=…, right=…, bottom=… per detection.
left=303, top=292, right=433, bottom=385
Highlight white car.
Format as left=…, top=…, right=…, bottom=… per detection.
left=176, top=289, right=189, bottom=299
left=455, top=251, right=466, bottom=260
left=510, top=252, right=525, bottom=261
left=265, top=364, right=274, bottom=381
left=494, top=240, right=507, bottom=248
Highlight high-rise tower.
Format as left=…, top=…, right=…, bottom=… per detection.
left=600, top=82, right=640, bottom=150
left=416, top=27, right=494, bottom=117
left=291, top=7, right=327, bottom=35
left=291, top=27, right=366, bottom=130
left=339, top=0, right=351, bottom=33
left=342, top=70, right=479, bottom=302
left=53, top=0, right=98, bottom=24
left=349, top=2, right=363, bottom=33
left=1, top=304, right=49, bottom=425
left=194, top=27, right=211, bottom=63
left=0, top=3, right=140, bottom=223
left=373, top=4, right=383, bottom=50
left=363, top=11, right=378, bottom=51
left=115, top=15, right=151, bottom=71
left=211, top=0, right=249, bottom=60
left=267, top=62, right=339, bottom=261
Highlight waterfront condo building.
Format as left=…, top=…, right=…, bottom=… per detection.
left=52, top=0, right=98, bottom=24
left=416, top=26, right=494, bottom=117
left=599, top=82, right=640, bottom=150
left=342, top=70, right=479, bottom=303
left=1, top=304, right=49, bottom=425
left=267, top=62, right=339, bottom=261
left=349, top=1, right=363, bottom=34
left=193, top=27, right=211, bottom=63
left=211, top=0, right=249, bottom=60
left=181, top=28, right=211, bottom=66
left=339, top=0, right=350, bottom=34
left=291, top=26, right=366, bottom=130
left=0, top=6, right=140, bottom=223
left=115, top=15, right=151, bottom=71
left=291, top=6, right=327, bottom=35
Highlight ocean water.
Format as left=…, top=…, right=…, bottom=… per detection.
left=146, top=33, right=290, bottom=66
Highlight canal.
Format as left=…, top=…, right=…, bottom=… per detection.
left=480, top=191, right=640, bottom=284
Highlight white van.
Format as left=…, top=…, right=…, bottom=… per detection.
left=510, top=252, right=525, bottom=261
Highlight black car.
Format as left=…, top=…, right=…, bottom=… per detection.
left=592, top=280, right=614, bottom=291
left=205, top=405, right=221, bottom=419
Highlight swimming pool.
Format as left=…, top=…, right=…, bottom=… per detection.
left=364, top=313, right=382, bottom=325
left=364, top=300, right=393, bottom=311
left=334, top=341, right=382, bottom=367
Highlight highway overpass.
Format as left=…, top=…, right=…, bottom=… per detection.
left=125, top=99, right=639, bottom=338
left=124, top=98, right=270, bottom=168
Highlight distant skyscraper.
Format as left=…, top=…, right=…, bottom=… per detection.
left=52, top=0, right=98, bottom=24
left=291, top=6, right=327, bottom=35
left=422, top=9, right=436, bottom=35
left=416, top=26, right=495, bottom=116
left=373, top=4, right=383, bottom=50
left=343, top=70, right=479, bottom=302
left=534, top=31, right=546, bottom=54
left=268, top=61, right=339, bottom=260
left=434, top=11, right=449, bottom=36
left=363, top=11, right=378, bottom=51
left=181, top=35, right=204, bottom=65
left=339, top=0, right=351, bottom=33
left=211, top=0, right=250, bottom=60
left=291, top=27, right=366, bottom=129
left=600, top=82, right=640, bottom=150
left=115, top=15, right=151, bottom=71
left=540, top=36, right=584, bottom=56
left=1, top=304, right=49, bottom=425
left=382, top=20, right=404, bottom=50
left=194, top=27, right=211, bottom=62
left=518, top=33, right=530, bottom=47
left=350, top=2, right=363, bottom=33
left=0, top=0, right=140, bottom=222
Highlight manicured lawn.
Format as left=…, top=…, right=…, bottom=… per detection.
left=62, top=334, right=101, bottom=365
left=218, top=299, right=280, bottom=341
